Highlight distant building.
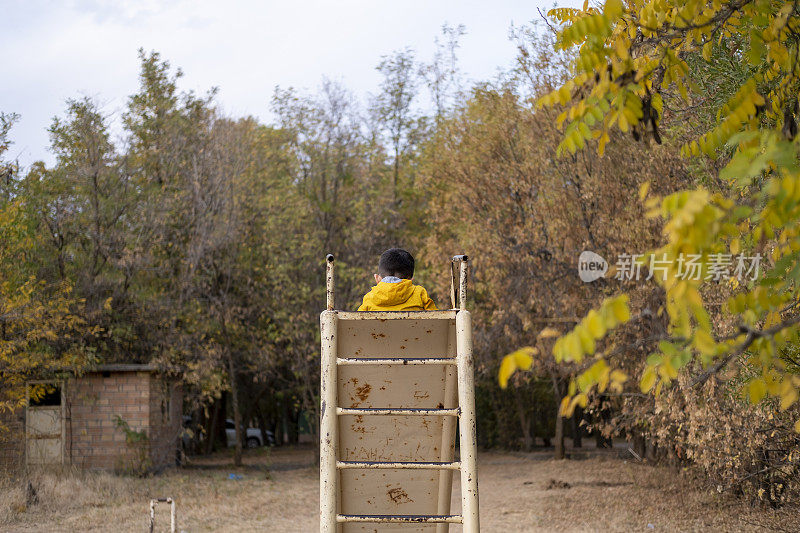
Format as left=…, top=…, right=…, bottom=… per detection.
left=0, top=364, right=182, bottom=473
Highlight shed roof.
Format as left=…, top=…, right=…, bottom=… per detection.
left=87, top=364, right=158, bottom=373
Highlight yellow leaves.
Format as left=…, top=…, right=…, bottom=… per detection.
left=536, top=0, right=800, bottom=448
left=610, top=297, right=630, bottom=323
left=693, top=329, right=716, bottom=355
left=702, top=41, right=713, bottom=61
left=554, top=295, right=630, bottom=363
left=610, top=369, right=628, bottom=389
left=748, top=378, right=767, bottom=404
left=559, top=359, right=627, bottom=416
left=103, top=297, right=113, bottom=311
left=780, top=386, right=798, bottom=411
left=603, top=0, right=623, bottom=19
left=538, top=327, right=561, bottom=339
left=498, top=346, right=539, bottom=388
left=651, top=92, right=663, bottom=118
left=561, top=392, right=588, bottom=417
left=660, top=358, right=678, bottom=380
left=685, top=78, right=765, bottom=158
left=548, top=7, right=583, bottom=24
left=597, top=131, right=610, bottom=156
left=0, top=204, right=87, bottom=420
left=559, top=396, right=571, bottom=415
left=640, top=366, right=657, bottom=393
left=585, top=310, right=606, bottom=338
left=638, top=182, right=650, bottom=201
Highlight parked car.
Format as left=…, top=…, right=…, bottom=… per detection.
left=225, top=418, right=275, bottom=448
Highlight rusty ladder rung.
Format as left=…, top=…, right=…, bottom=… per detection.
left=336, top=407, right=460, bottom=416
left=336, top=357, right=456, bottom=366
left=337, top=514, right=463, bottom=524
left=337, top=460, right=461, bottom=470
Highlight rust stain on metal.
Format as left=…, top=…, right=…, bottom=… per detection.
left=370, top=332, right=386, bottom=339
left=387, top=487, right=414, bottom=504
left=413, top=390, right=429, bottom=400
left=355, top=383, right=372, bottom=402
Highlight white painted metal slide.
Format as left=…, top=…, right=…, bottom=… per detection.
left=320, top=255, right=479, bottom=532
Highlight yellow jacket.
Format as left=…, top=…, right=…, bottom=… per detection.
left=358, top=279, right=437, bottom=311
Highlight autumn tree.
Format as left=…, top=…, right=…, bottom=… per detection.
left=420, top=24, right=466, bottom=123
left=0, top=116, right=89, bottom=425
left=501, top=0, right=800, bottom=501
left=371, top=48, right=424, bottom=203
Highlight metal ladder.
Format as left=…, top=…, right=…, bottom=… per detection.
left=320, top=255, right=479, bottom=532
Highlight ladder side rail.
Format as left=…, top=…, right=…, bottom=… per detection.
left=320, top=311, right=339, bottom=533
left=326, top=254, right=335, bottom=310
left=457, top=310, right=480, bottom=532
left=450, top=260, right=458, bottom=309
left=458, top=261, right=468, bottom=310
left=436, top=358, right=458, bottom=533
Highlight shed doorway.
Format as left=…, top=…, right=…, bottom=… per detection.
left=26, top=382, right=65, bottom=466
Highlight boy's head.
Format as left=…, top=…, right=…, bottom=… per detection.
left=376, top=248, right=415, bottom=281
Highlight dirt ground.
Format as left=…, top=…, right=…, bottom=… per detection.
left=2, top=446, right=798, bottom=532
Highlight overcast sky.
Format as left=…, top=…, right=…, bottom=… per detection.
left=2, top=0, right=578, bottom=168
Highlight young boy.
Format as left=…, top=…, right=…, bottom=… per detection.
left=358, top=248, right=437, bottom=311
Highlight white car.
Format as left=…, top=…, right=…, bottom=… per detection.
left=225, top=419, right=275, bottom=448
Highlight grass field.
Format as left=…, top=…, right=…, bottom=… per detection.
left=2, top=446, right=798, bottom=532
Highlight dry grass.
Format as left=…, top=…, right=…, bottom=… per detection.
left=2, top=446, right=798, bottom=532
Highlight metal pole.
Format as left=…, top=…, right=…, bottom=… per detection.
left=149, top=500, right=155, bottom=533
left=456, top=310, right=479, bottom=532
left=149, top=498, right=176, bottom=533
left=169, top=498, right=176, bottom=533
left=449, top=261, right=458, bottom=310
left=459, top=258, right=468, bottom=311
left=451, top=255, right=469, bottom=310
left=326, top=254, right=335, bottom=311
left=320, top=310, right=339, bottom=532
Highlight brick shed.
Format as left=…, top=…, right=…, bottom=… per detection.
left=0, top=364, right=182, bottom=473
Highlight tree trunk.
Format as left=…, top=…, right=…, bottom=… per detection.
left=204, top=400, right=221, bottom=455
left=515, top=388, right=533, bottom=452
left=227, top=352, right=243, bottom=466
left=554, top=413, right=565, bottom=460
left=550, top=371, right=565, bottom=460
left=572, top=407, right=583, bottom=448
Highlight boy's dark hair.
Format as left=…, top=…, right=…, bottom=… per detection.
left=378, top=248, right=415, bottom=279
